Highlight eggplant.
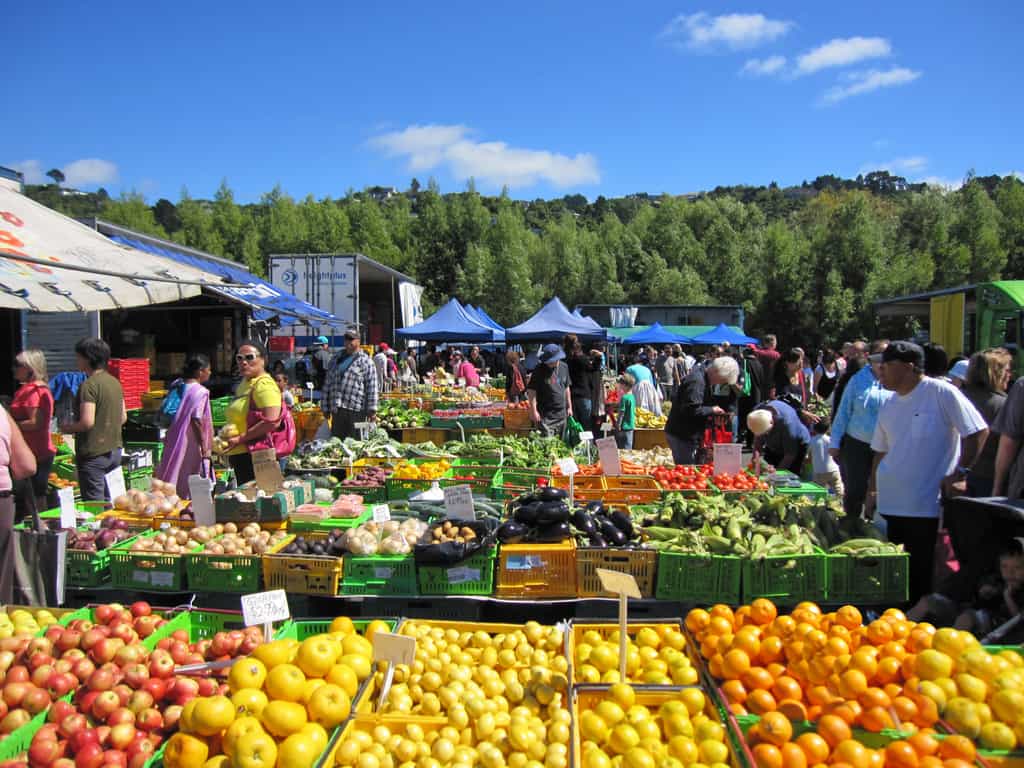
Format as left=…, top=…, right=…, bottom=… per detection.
left=598, top=517, right=627, bottom=546
left=588, top=533, right=608, bottom=548
left=609, top=510, right=635, bottom=539
left=586, top=500, right=604, bottom=514
left=513, top=501, right=543, bottom=526
left=536, top=501, right=570, bottom=526
left=537, top=486, right=567, bottom=501
left=497, top=521, right=528, bottom=544
left=571, top=508, right=597, bottom=536
left=513, top=493, right=538, bottom=506
left=534, top=521, right=571, bottom=542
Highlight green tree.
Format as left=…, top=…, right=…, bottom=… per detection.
left=102, top=192, right=167, bottom=238
left=211, top=180, right=245, bottom=257
left=259, top=186, right=308, bottom=255
left=175, top=190, right=223, bottom=255
left=951, top=181, right=1007, bottom=281
left=995, top=177, right=1024, bottom=277
left=300, top=196, right=352, bottom=253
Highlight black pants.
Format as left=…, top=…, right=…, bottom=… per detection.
left=331, top=408, right=368, bottom=441
left=76, top=449, right=122, bottom=502
left=764, top=444, right=808, bottom=474
left=229, top=453, right=255, bottom=485
left=738, top=396, right=758, bottom=446
left=840, top=436, right=874, bottom=518
left=884, top=514, right=939, bottom=604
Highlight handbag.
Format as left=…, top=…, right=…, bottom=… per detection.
left=563, top=416, right=584, bottom=447
left=11, top=495, right=66, bottom=606
left=246, top=384, right=297, bottom=459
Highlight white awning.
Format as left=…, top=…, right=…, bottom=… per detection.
left=0, top=187, right=227, bottom=312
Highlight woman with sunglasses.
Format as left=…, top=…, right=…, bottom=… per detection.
left=223, top=341, right=281, bottom=484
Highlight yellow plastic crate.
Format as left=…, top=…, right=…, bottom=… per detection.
left=576, top=547, right=657, bottom=598
left=603, top=476, right=662, bottom=504
left=568, top=620, right=702, bottom=684
left=495, top=540, right=577, bottom=599
left=551, top=474, right=606, bottom=502
left=141, top=391, right=167, bottom=412
left=261, top=533, right=343, bottom=595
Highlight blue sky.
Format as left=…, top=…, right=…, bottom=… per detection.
left=5, top=1, right=1021, bottom=202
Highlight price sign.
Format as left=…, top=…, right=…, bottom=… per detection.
left=579, top=431, right=594, bottom=442
left=372, top=504, right=391, bottom=523
left=457, top=378, right=466, bottom=387
left=252, top=448, right=284, bottom=492
left=105, top=468, right=126, bottom=501
left=596, top=437, right=622, bottom=476
left=58, top=488, right=76, bottom=529
left=354, top=421, right=371, bottom=433
left=373, top=632, right=417, bottom=710
left=443, top=484, right=475, bottom=520
left=188, top=475, right=215, bottom=527
left=557, top=457, right=579, bottom=476
left=713, top=443, right=742, bottom=476
left=241, top=589, right=290, bottom=641
left=595, top=568, right=641, bottom=679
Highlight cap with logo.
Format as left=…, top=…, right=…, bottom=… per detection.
left=877, top=340, right=925, bottom=367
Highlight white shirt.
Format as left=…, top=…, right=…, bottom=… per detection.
left=871, top=377, right=986, bottom=519
left=810, top=434, right=839, bottom=474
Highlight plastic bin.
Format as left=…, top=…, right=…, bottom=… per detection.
left=185, top=534, right=292, bottom=593
left=66, top=534, right=142, bottom=587
left=551, top=474, right=606, bottom=502
left=341, top=554, right=417, bottom=596
left=741, top=547, right=827, bottom=604
left=416, top=547, right=497, bottom=596
left=654, top=551, right=742, bottom=605
left=576, top=547, right=658, bottom=598
left=262, top=533, right=343, bottom=595
left=108, top=531, right=199, bottom=591
left=603, top=476, right=663, bottom=504
left=826, top=551, right=909, bottom=605
left=495, top=540, right=577, bottom=599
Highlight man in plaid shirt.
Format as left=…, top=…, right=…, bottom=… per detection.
left=322, top=328, right=379, bottom=439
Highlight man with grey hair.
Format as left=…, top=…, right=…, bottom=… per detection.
left=664, top=356, right=740, bottom=464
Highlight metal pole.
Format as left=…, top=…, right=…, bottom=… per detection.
left=0, top=253, right=244, bottom=287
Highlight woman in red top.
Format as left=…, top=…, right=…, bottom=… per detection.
left=10, top=350, right=55, bottom=513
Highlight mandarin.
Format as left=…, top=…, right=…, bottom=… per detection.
left=751, top=743, right=782, bottom=768
left=750, top=598, right=778, bottom=626
left=795, top=732, right=830, bottom=764
left=747, top=689, right=778, bottom=714
left=818, top=714, right=852, bottom=747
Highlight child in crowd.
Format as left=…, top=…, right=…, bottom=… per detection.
left=614, top=374, right=636, bottom=449
left=810, top=417, right=844, bottom=496
left=274, top=372, right=295, bottom=407
left=908, top=539, right=1024, bottom=638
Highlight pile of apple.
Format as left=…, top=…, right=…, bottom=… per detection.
left=13, top=603, right=261, bottom=768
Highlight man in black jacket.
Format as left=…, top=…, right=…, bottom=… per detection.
left=738, top=348, right=764, bottom=448
left=664, top=356, right=740, bottom=465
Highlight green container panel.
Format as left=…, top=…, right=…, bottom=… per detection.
left=341, top=554, right=418, bottom=596
left=741, top=548, right=828, bottom=605
left=416, top=548, right=497, bottom=596
left=654, top=552, right=742, bottom=605
left=826, top=552, right=909, bottom=605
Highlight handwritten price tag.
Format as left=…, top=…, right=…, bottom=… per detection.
left=579, top=431, right=594, bottom=442
left=241, top=590, right=290, bottom=627
left=595, top=568, right=641, bottom=599
left=373, top=632, right=416, bottom=665
left=188, top=475, right=215, bottom=527
left=596, top=437, right=622, bottom=476
left=443, top=484, right=475, bottom=520
left=58, top=488, right=76, bottom=529
left=372, top=504, right=391, bottom=523
left=713, top=443, right=742, bottom=476
left=105, top=468, right=126, bottom=501
left=557, top=457, right=579, bottom=476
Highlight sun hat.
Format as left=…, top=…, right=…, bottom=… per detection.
left=539, top=344, right=566, bottom=364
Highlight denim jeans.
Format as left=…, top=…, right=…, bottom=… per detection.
left=616, top=430, right=634, bottom=449
left=665, top=433, right=698, bottom=465
left=76, top=449, right=122, bottom=502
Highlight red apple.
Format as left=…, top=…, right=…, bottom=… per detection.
left=34, top=723, right=60, bottom=742
left=169, top=678, right=198, bottom=705
left=2, top=682, right=30, bottom=708
left=26, top=638, right=53, bottom=659
left=6, top=666, right=29, bottom=684
left=87, top=668, right=115, bottom=692
left=140, top=678, right=166, bottom=702
left=147, top=654, right=173, bottom=680
left=27, top=653, right=55, bottom=673
left=80, top=629, right=106, bottom=652
left=168, top=642, right=189, bottom=666
left=89, top=639, right=124, bottom=666
left=126, top=690, right=152, bottom=715
left=54, top=759, right=77, bottom=768
left=91, top=691, right=120, bottom=721
left=48, top=699, right=76, bottom=724
left=53, top=660, right=74, bottom=675
left=22, top=688, right=50, bottom=715
left=93, top=606, right=116, bottom=625
left=74, top=742, right=104, bottom=768
left=0, top=709, right=31, bottom=734
left=47, top=672, right=76, bottom=698
left=107, top=708, right=134, bottom=728
left=170, top=630, right=187, bottom=644
left=110, top=626, right=136, bottom=646
left=133, top=708, right=161, bottom=733
left=161, top=705, right=182, bottom=731
left=72, top=658, right=95, bottom=684
left=44, top=627, right=63, bottom=645
left=56, top=630, right=82, bottom=654
left=59, top=713, right=90, bottom=740
left=129, top=603, right=150, bottom=619
left=125, top=736, right=155, bottom=765
left=67, top=619, right=93, bottom=633
left=132, top=618, right=158, bottom=640
left=94, top=725, right=110, bottom=747
left=108, top=723, right=136, bottom=751
left=196, top=678, right=218, bottom=697
left=28, top=735, right=66, bottom=768
left=112, top=685, right=132, bottom=706
left=77, top=691, right=99, bottom=717
left=114, top=647, right=145, bottom=670
left=31, top=665, right=54, bottom=689
left=0, top=651, right=16, bottom=674
left=102, top=752, right=126, bottom=768
left=0, top=699, right=8, bottom=721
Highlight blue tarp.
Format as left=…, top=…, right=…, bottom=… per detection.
left=464, top=305, right=505, bottom=340
left=505, top=297, right=609, bottom=342
left=621, top=322, right=692, bottom=345
left=396, top=298, right=500, bottom=342
left=476, top=306, right=505, bottom=332
left=689, top=323, right=759, bottom=345
left=108, top=235, right=341, bottom=326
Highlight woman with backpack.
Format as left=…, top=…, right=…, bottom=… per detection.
left=155, top=354, right=213, bottom=499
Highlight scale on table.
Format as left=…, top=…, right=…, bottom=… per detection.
left=763, top=472, right=803, bottom=489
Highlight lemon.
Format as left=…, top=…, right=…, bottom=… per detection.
left=699, top=740, right=729, bottom=765
left=635, top=628, right=661, bottom=649
left=680, top=689, right=707, bottom=716
left=609, top=683, right=636, bottom=710
left=981, top=721, right=1018, bottom=751
left=669, top=735, right=699, bottom=763
left=608, top=723, right=641, bottom=754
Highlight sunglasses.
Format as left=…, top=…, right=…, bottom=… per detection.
left=235, top=353, right=260, bottom=363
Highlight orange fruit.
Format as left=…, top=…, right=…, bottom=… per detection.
left=859, top=705, right=895, bottom=732
left=838, top=669, right=869, bottom=699
left=883, top=608, right=907, bottom=622
left=722, top=648, right=751, bottom=679
left=779, top=742, right=807, bottom=768
left=752, top=743, right=783, bottom=768
left=758, top=711, right=792, bottom=746
left=912, top=695, right=940, bottom=727
left=747, top=689, right=778, bottom=714
left=777, top=699, right=808, bottom=722
left=733, top=631, right=762, bottom=659
left=759, top=636, right=784, bottom=665
left=917, top=759, right=942, bottom=768
left=836, top=605, right=863, bottom=630
left=710, top=604, right=735, bottom=624
left=858, top=687, right=891, bottom=710
left=832, top=739, right=870, bottom=768
left=937, top=735, right=975, bottom=762
left=735, top=605, right=753, bottom=627
left=807, top=685, right=838, bottom=706
left=876, top=656, right=902, bottom=685
left=884, top=683, right=904, bottom=700
left=890, top=620, right=912, bottom=640
left=795, top=732, right=830, bottom=764
left=907, top=628, right=933, bottom=653
left=818, top=714, right=852, bottom=747
left=866, top=620, right=893, bottom=645
left=908, top=732, right=939, bottom=757
left=709, top=615, right=733, bottom=637
left=750, top=598, right=778, bottom=626
left=867, top=750, right=885, bottom=768
left=892, top=696, right=919, bottom=725
left=771, top=675, right=803, bottom=702
left=685, top=608, right=710, bottom=634
left=827, top=637, right=851, bottom=658
left=707, top=653, right=725, bottom=679
left=772, top=615, right=797, bottom=637
left=742, top=666, right=775, bottom=691
left=721, top=679, right=748, bottom=704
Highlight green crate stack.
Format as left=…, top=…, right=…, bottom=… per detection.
left=273, top=618, right=399, bottom=641
left=126, top=441, right=164, bottom=468
left=185, top=542, right=265, bottom=594
left=66, top=534, right=142, bottom=587
left=53, top=458, right=77, bottom=482
left=288, top=507, right=372, bottom=533
left=108, top=531, right=198, bottom=591
left=654, top=552, right=742, bottom=604
left=127, top=466, right=154, bottom=491
left=442, top=462, right=501, bottom=494
left=490, top=468, right=550, bottom=501
left=742, top=547, right=828, bottom=604
left=417, top=548, right=497, bottom=596
left=211, top=396, right=232, bottom=427
left=341, top=554, right=417, bottom=596
left=826, top=551, right=909, bottom=604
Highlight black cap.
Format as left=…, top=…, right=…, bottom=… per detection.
left=342, top=328, right=359, bottom=341
left=881, top=340, right=925, bottom=367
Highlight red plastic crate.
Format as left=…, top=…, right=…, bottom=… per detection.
left=269, top=337, right=295, bottom=352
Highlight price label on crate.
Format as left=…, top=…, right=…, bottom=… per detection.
left=443, top=484, right=475, bottom=520
left=596, top=437, right=621, bottom=476
left=105, top=468, right=127, bottom=501
left=373, top=631, right=417, bottom=710
left=58, top=487, right=76, bottom=529
left=241, top=590, right=290, bottom=631
left=252, top=448, right=284, bottom=492
left=372, top=504, right=391, bottom=523
left=150, top=572, right=174, bottom=588
left=556, top=457, right=579, bottom=476
left=596, top=568, right=641, bottom=680
left=188, top=475, right=215, bottom=527
left=713, top=443, right=742, bottom=476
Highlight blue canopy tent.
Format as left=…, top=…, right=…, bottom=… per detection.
left=476, top=306, right=505, bottom=332
left=396, top=298, right=500, bottom=342
left=505, top=297, right=609, bottom=342
left=464, top=305, right=505, bottom=341
left=621, top=322, right=692, bottom=345
left=689, top=323, right=759, bottom=345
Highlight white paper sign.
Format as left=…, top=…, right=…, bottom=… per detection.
left=58, top=488, right=76, bottom=529
left=105, top=468, right=127, bottom=500
left=354, top=422, right=371, bottom=431
left=557, top=457, right=579, bottom=476
left=372, top=504, right=391, bottom=523
left=241, top=590, right=291, bottom=627
left=713, top=443, right=743, bottom=476
left=443, top=484, right=475, bottom=520
left=188, top=475, right=215, bottom=527
left=596, top=437, right=622, bottom=476
left=579, top=431, right=594, bottom=442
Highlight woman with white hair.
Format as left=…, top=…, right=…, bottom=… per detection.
left=10, top=349, right=54, bottom=515
left=664, top=356, right=740, bottom=465
left=748, top=399, right=811, bottom=473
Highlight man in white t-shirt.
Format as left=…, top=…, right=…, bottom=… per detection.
left=866, top=340, right=988, bottom=602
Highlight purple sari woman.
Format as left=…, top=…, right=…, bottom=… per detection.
left=155, top=355, right=213, bottom=499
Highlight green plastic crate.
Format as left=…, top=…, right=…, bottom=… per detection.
left=742, top=547, right=827, bottom=604
left=66, top=534, right=142, bottom=587
left=385, top=472, right=451, bottom=501
left=335, top=485, right=386, bottom=504
left=185, top=542, right=265, bottom=594
left=654, top=551, right=741, bottom=604
left=489, top=468, right=549, bottom=501
left=288, top=508, right=372, bottom=532
left=152, top=609, right=246, bottom=642
left=273, top=618, right=399, bottom=641
left=0, top=700, right=61, bottom=761
left=775, top=481, right=829, bottom=500
left=126, top=441, right=164, bottom=468
left=211, top=396, right=233, bottom=426
left=442, top=464, right=500, bottom=494
left=53, top=459, right=77, bottom=482
left=127, top=466, right=154, bottom=491
left=416, top=548, right=497, bottom=596
left=826, top=551, right=909, bottom=605
left=341, top=554, right=417, bottom=596
left=109, top=531, right=198, bottom=591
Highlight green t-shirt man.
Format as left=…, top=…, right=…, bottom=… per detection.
left=618, top=392, right=636, bottom=431
left=77, top=370, right=124, bottom=458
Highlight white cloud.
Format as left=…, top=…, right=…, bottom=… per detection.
left=61, top=158, right=118, bottom=187
left=740, top=56, right=787, bottom=76
left=369, top=124, right=600, bottom=188
left=859, top=156, right=929, bottom=175
left=6, top=157, right=118, bottom=187
left=797, top=37, right=891, bottom=74
left=822, top=67, right=921, bottom=104
left=661, top=12, right=793, bottom=51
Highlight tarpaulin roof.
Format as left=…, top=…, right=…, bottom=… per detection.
left=689, top=323, right=759, bottom=345
left=106, top=231, right=341, bottom=326
left=396, top=298, right=500, bottom=341
left=621, top=322, right=693, bottom=345
left=464, top=304, right=505, bottom=340
left=505, top=297, right=610, bottom=342
left=0, top=187, right=217, bottom=311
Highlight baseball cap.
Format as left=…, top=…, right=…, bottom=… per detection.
left=539, top=344, right=566, bottom=364
left=948, top=359, right=969, bottom=381
left=379, top=342, right=390, bottom=351
left=342, top=328, right=359, bottom=340
left=315, top=335, right=329, bottom=345
left=879, top=340, right=925, bottom=367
